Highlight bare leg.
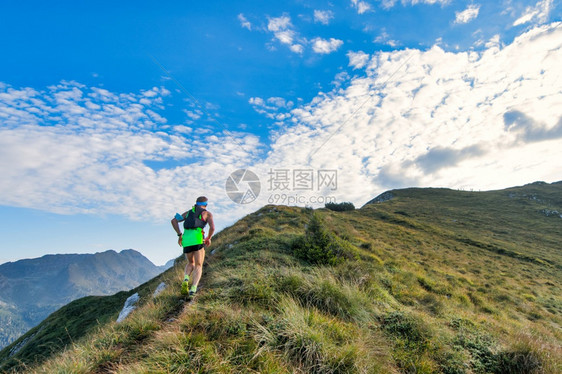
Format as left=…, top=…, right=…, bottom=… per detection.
left=190, top=249, right=206, bottom=288
left=185, top=253, right=195, bottom=278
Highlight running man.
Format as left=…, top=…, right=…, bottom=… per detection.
left=171, top=196, right=215, bottom=297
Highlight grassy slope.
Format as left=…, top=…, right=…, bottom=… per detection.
left=0, top=273, right=168, bottom=372
left=1, top=182, right=560, bottom=373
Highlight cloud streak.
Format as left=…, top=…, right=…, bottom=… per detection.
left=454, top=4, right=480, bottom=24
left=347, top=51, right=370, bottom=69
left=311, top=37, right=344, bottom=54
left=412, top=145, right=486, bottom=173
left=267, top=15, right=304, bottom=54
left=260, top=22, right=562, bottom=204
left=513, top=0, right=553, bottom=26
left=504, top=110, right=562, bottom=142
left=380, top=0, right=451, bottom=9
left=238, top=13, right=252, bottom=30
left=2, top=23, right=562, bottom=224
left=314, top=10, right=334, bottom=25
left=351, top=0, right=371, bottom=14
left=0, top=81, right=262, bottom=222
left=263, top=14, right=343, bottom=55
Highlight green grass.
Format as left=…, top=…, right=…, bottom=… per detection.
left=2, top=183, right=561, bottom=373
left=0, top=293, right=128, bottom=372
left=0, top=268, right=177, bottom=373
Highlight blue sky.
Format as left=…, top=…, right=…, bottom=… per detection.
left=1, top=0, right=561, bottom=265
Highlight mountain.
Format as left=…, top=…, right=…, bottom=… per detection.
left=0, top=249, right=164, bottom=350
left=1, top=182, right=561, bottom=373
left=160, top=258, right=175, bottom=272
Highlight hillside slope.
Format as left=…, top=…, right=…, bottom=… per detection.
left=1, top=182, right=560, bottom=373
left=0, top=249, right=165, bottom=350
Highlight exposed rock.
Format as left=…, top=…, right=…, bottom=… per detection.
left=8, top=326, right=43, bottom=358
left=366, top=191, right=394, bottom=205
left=152, top=282, right=166, bottom=298
left=508, top=192, right=544, bottom=203
left=541, top=209, right=562, bottom=218
left=116, top=293, right=139, bottom=323
left=9, top=337, right=30, bottom=358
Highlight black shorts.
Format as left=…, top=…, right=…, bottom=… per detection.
left=183, top=244, right=205, bottom=254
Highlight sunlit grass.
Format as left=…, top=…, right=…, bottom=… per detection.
left=4, top=184, right=561, bottom=373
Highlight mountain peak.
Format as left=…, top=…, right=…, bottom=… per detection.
left=0, top=249, right=163, bottom=351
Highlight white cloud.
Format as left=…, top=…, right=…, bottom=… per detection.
left=249, top=97, right=266, bottom=107
left=183, top=109, right=203, bottom=120
left=257, top=22, right=562, bottom=206
left=314, top=10, right=334, bottom=25
left=454, top=4, right=480, bottom=24
left=173, top=125, right=192, bottom=134
left=238, top=13, right=252, bottom=30
left=410, top=0, right=450, bottom=5
left=249, top=96, right=294, bottom=118
left=274, top=30, right=295, bottom=45
left=332, top=71, right=351, bottom=87
left=267, top=97, right=294, bottom=109
left=351, top=0, right=371, bottom=14
left=0, top=82, right=262, bottom=221
left=2, top=23, right=561, bottom=230
left=312, top=37, right=344, bottom=54
left=374, top=30, right=399, bottom=47
left=513, top=0, right=553, bottom=26
left=264, top=13, right=341, bottom=55
left=290, top=44, right=305, bottom=53
left=347, top=51, right=370, bottom=69
left=381, top=0, right=450, bottom=8
left=267, top=15, right=291, bottom=32
left=379, top=0, right=396, bottom=8
left=266, top=15, right=304, bottom=54
left=485, top=34, right=501, bottom=49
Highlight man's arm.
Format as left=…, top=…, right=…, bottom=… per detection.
left=204, top=212, right=215, bottom=246
left=171, top=212, right=187, bottom=246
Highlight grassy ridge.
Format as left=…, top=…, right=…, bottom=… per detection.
left=0, top=269, right=170, bottom=372
left=1, top=182, right=560, bottom=373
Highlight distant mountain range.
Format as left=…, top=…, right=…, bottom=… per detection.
left=0, top=249, right=172, bottom=349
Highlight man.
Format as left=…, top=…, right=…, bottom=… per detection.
left=171, top=196, right=215, bottom=297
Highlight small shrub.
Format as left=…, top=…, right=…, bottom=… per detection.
left=454, top=328, right=497, bottom=373
left=493, top=349, right=542, bottom=374
left=276, top=270, right=370, bottom=322
left=420, top=293, right=444, bottom=315
left=277, top=273, right=305, bottom=294
left=380, top=311, right=431, bottom=349
left=230, top=278, right=276, bottom=308
left=292, top=213, right=356, bottom=266
left=359, top=241, right=372, bottom=250
left=381, top=311, right=436, bottom=372
left=325, top=202, right=355, bottom=211
left=436, top=349, right=469, bottom=374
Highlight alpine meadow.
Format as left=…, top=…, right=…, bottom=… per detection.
left=1, top=1, right=562, bottom=374
left=1, top=182, right=560, bottom=373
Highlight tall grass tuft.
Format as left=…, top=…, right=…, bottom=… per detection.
left=292, top=213, right=357, bottom=266
left=253, top=297, right=391, bottom=373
